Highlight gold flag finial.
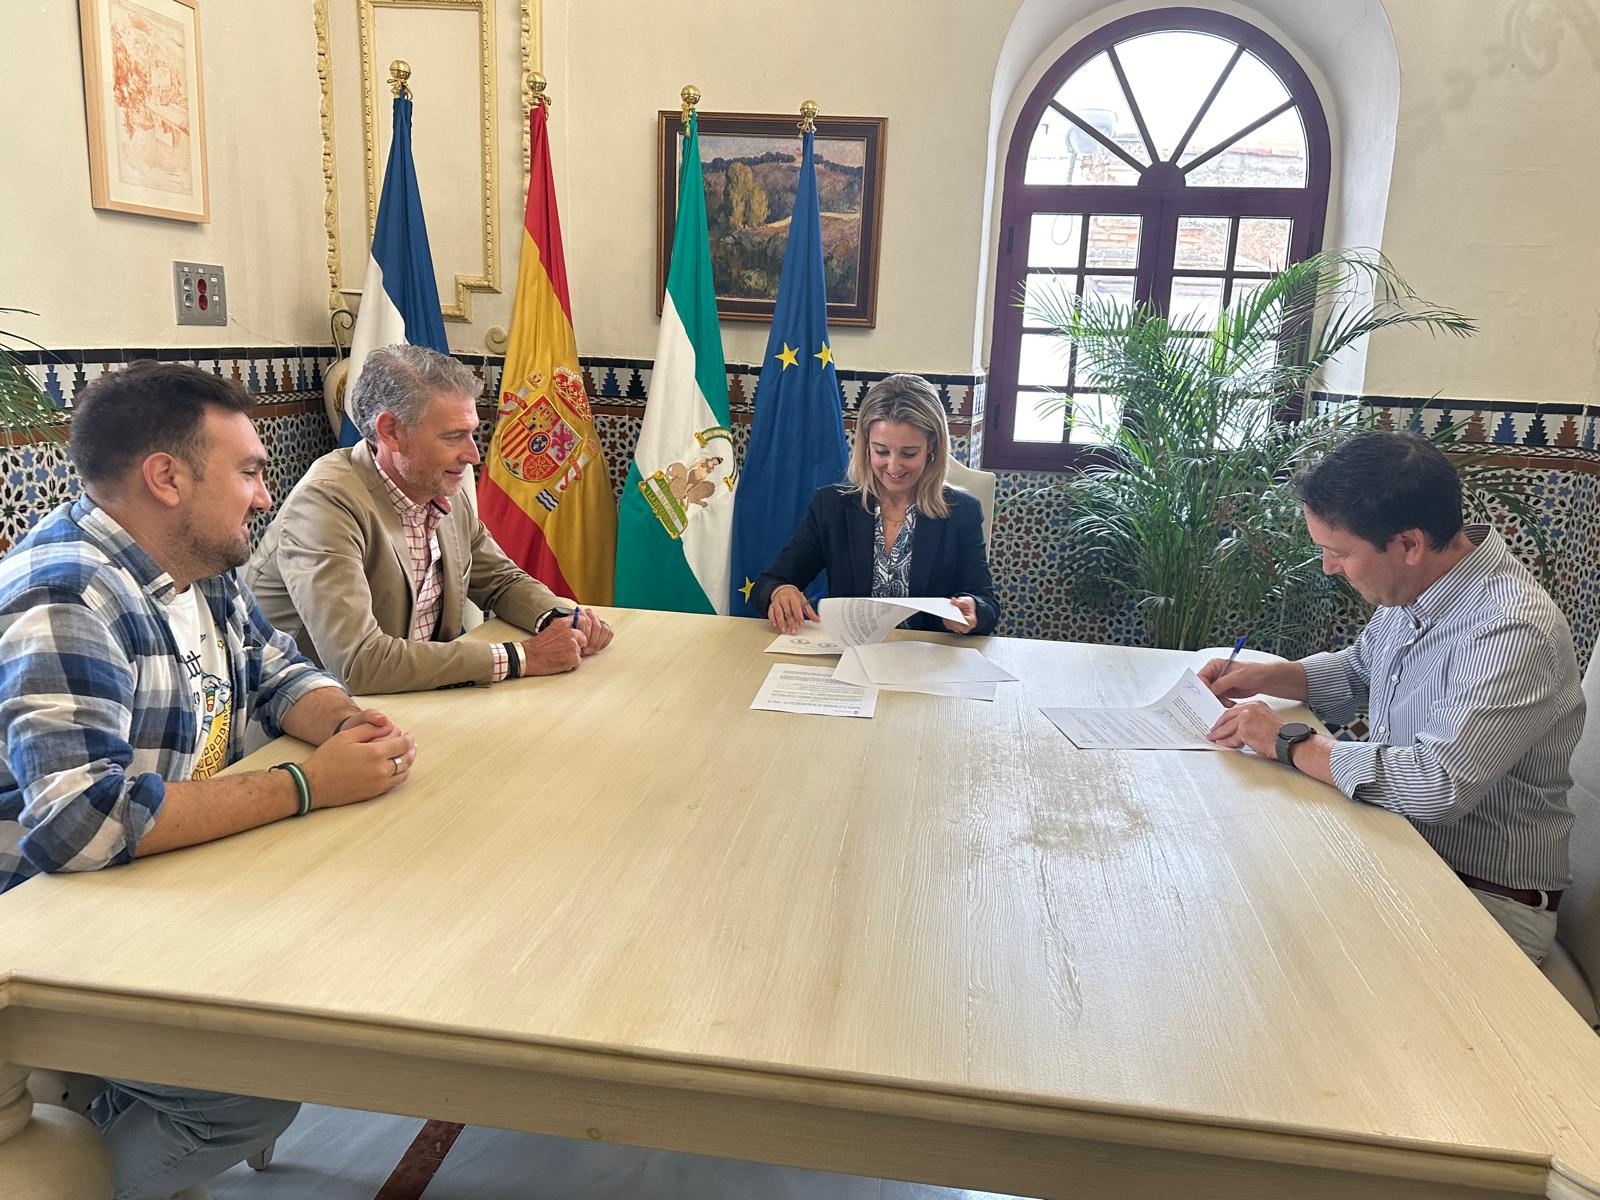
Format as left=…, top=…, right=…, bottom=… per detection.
left=798, top=99, right=819, bottom=133
left=388, top=60, right=412, bottom=99
left=680, top=85, right=701, bottom=124
left=528, top=71, right=550, bottom=110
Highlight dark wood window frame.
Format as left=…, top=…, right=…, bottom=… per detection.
left=985, top=8, right=1332, bottom=471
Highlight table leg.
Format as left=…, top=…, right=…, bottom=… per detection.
left=0, top=1063, right=113, bottom=1199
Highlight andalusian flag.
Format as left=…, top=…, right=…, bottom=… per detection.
left=479, top=99, right=615, bottom=603
left=614, top=109, right=735, bottom=612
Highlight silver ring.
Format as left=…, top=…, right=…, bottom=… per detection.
left=391, top=755, right=404, bottom=776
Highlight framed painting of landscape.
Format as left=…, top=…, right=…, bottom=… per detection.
left=657, top=111, right=886, bottom=326
left=78, top=0, right=210, bottom=222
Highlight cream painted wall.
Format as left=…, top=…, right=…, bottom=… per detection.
left=0, top=0, right=330, bottom=349
left=531, top=0, right=1014, bottom=375
left=3, top=0, right=1596, bottom=407
left=1366, top=1, right=1600, bottom=403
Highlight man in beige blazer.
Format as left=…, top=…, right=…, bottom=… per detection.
left=246, top=345, right=613, bottom=694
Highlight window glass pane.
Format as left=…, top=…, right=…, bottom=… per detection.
left=1027, top=213, right=1082, bottom=267
left=1186, top=107, right=1307, bottom=188
left=1178, top=50, right=1290, bottom=167
left=1053, top=52, right=1149, bottom=166
left=1234, top=217, right=1292, bottom=271
left=1085, top=215, right=1141, bottom=268
left=1025, top=115, right=1142, bottom=185
left=1014, top=390, right=1067, bottom=443
left=1174, top=216, right=1230, bottom=269
left=1083, top=273, right=1136, bottom=310
left=1170, top=276, right=1226, bottom=329
left=1068, top=393, right=1122, bottom=443
left=1023, top=273, right=1079, bottom=324
left=1115, top=31, right=1237, bottom=162
left=1024, top=115, right=1073, bottom=185
left=1018, top=332, right=1073, bottom=388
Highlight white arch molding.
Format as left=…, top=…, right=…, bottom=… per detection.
left=976, top=0, right=1399, bottom=396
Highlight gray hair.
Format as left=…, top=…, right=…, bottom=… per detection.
left=349, top=344, right=483, bottom=439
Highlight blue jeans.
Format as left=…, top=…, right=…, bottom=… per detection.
left=89, top=1078, right=298, bottom=1200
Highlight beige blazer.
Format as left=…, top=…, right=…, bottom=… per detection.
left=245, top=441, right=563, bottom=694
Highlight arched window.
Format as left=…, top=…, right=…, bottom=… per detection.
left=986, top=10, right=1331, bottom=470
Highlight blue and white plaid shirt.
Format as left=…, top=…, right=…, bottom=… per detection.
left=0, top=498, right=342, bottom=894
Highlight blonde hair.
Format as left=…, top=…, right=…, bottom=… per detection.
left=846, top=373, right=953, bottom=519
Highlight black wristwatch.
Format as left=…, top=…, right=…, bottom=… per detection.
left=532, top=607, right=573, bottom=634
left=1275, top=721, right=1315, bottom=767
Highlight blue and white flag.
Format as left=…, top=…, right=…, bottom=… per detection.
left=728, top=125, right=850, bottom=615
left=341, top=90, right=449, bottom=446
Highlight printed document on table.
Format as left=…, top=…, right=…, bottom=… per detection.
left=750, top=664, right=877, bottom=718
left=817, top=596, right=966, bottom=647
left=1041, top=669, right=1227, bottom=750
left=849, top=640, right=1018, bottom=687
left=833, top=646, right=998, bottom=701
left=764, top=633, right=844, bottom=656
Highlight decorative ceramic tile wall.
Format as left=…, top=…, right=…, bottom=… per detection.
left=5, top=348, right=1596, bottom=677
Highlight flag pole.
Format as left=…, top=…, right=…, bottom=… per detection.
left=528, top=70, right=549, bottom=110
left=680, top=83, right=700, bottom=123
left=389, top=59, right=412, bottom=99
left=798, top=97, right=817, bottom=132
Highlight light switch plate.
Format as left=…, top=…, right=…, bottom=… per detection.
left=173, top=261, right=227, bottom=327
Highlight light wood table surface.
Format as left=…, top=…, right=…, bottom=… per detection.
left=2, top=608, right=1599, bottom=1199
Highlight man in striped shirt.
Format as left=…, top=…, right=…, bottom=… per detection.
left=1203, top=431, right=1584, bottom=962
left=247, top=345, right=614, bottom=695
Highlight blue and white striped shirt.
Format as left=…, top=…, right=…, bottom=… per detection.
left=0, top=498, right=341, bottom=894
left=1300, top=525, right=1585, bottom=890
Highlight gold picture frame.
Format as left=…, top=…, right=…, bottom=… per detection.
left=78, top=0, right=210, bottom=222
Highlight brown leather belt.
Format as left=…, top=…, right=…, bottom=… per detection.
left=1458, top=871, right=1562, bottom=911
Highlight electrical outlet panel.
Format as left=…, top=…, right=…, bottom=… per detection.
left=173, top=261, right=227, bottom=327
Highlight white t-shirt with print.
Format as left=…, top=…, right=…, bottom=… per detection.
left=165, top=586, right=234, bottom=780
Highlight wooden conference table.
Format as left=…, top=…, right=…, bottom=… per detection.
left=2, top=608, right=1600, bottom=1199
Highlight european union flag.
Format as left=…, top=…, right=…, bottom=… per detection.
left=727, top=125, right=849, bottom=615
left=342, top=89, right=450, bottom=446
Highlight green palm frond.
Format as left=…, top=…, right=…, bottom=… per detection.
left=0, top=309, right=68, bottom=443
left=1019, top=251, right=1491, bottom=654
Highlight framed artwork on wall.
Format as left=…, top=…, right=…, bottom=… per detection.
left=657, top=111, right=886, bottom=327
left=78, top=0, right=210, bottom=222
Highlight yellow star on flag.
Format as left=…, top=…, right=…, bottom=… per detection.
left=775, top=343, right=799, bottom=369
left=814, top=342, right=834, bottom=367
left=739, top=576, right=756, bottom=603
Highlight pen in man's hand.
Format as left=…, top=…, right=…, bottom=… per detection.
left=571, top=606, right=582, bottom=629
left=1220, top=633, right=1248, bottom=676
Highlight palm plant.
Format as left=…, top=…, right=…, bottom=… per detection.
left=1, top=308, right=67, bottom=442
left=1024, top=251, right=1501, bottom=655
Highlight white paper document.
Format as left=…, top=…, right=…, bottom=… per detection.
left=1041, top=669, right=1227, bottom=750
left=750, top=664, right=877, bottom=718
left=817, top=595, right=966, bottom=647
left=764, top=633, right=845, bottom=656
left=851, top=640, right=1017, bottom=687
left=833, top=646, right=999, bottom=701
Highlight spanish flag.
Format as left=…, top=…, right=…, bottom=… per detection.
left=479, top=98, right=615, bottom=603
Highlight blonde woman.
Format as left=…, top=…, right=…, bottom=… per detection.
left=752, top=373, right=1000, bottom=636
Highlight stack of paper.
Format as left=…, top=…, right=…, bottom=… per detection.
left=823, top=597, right=1016, bottom=701
left=1042, top=669, right=1227, bottom=749
left=753, top=595, right=1017, bottom=713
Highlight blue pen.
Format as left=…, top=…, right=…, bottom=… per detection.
left=571, top=605, right=582, bottom=629
left=1220, top=633, right=1248, bottom=676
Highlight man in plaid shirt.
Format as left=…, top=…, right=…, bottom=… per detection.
left=0, top=362, right=418, bottom=1198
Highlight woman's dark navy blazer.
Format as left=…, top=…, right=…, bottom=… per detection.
left=750, top=484, right=1001, bottom=635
